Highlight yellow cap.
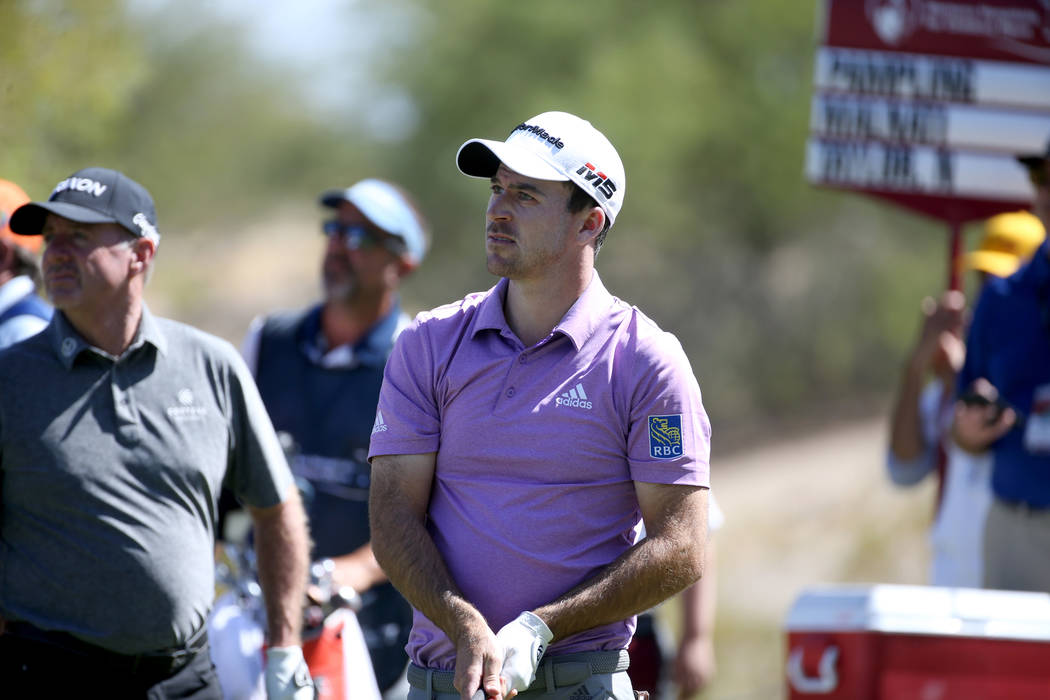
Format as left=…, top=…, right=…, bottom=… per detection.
left=0, top=179, right=41, bottom=254
left=965, top=211, right=1045, bottom=278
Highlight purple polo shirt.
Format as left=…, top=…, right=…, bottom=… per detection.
left=368, top=272, right=710, bottom=669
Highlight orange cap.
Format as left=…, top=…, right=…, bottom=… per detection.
left=0, top=179, right=40, bottom=254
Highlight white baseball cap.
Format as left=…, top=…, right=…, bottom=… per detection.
left=319, top=179, right=428, bottom=265
left=456, top=111, right=626, bottom=230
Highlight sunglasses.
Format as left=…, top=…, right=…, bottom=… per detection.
left=322, top=221, right=406, bottom=257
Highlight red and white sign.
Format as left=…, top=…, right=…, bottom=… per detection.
left=806, top=0, right=1050, bottom=225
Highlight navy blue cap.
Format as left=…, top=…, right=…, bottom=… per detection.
left=10, top=167, right=160, bottom=242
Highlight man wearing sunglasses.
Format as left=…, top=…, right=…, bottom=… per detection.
left=237, top=179, right=429, bottom=697
left=952, top=137, right=1050, bottom=592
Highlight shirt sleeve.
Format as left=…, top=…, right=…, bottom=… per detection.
left=368, top=318, right=442, bottom=459
left=708, top=491, right=725, bottom=533
left=223, top=346, right=296, bottom=507
left=886, top=381, right=941, bottom=486
left=0, top=315, right=48, bottom=350
left=626, top=330, right=711, bottom=487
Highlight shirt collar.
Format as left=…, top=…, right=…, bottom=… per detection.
left=48, top=304, right=167, bottom=369
left=556, top=271, right=614, bottom=350
left=472, top=272, right=614, bottom=351
left=473, top=278, right=512, bottom=338
left=299, top=299, right=406, bottom=368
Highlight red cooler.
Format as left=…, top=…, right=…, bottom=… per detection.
left=785, top=584, right=1050, bottom=699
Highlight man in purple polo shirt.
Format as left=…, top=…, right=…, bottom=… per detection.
left=368, top=111, right=711, bottom=700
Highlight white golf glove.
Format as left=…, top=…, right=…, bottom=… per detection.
left=495, top=611, right=553, bottom=694
left=265, top=646, right=315, bottom=700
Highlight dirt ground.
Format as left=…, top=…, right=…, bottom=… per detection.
left=684, top=416, right=936, bottom=699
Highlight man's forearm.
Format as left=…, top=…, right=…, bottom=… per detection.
left=681, top=538, right=717, bottom=641
left=370, top=486, right=483, bottom=639
left=251, top=493, right=311, bottom=647
left=888, top=359, right=930, bottom=462
left=329, top=542, right=387, bottom=593
left=534, top=527, right=705, bottom=641
left=534, top=484, right=708, bottom=642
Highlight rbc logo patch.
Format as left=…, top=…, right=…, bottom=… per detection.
left=648, top=415, right=684, bottom=459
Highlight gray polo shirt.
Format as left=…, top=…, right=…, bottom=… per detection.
left=0, top=307, right=295, bottom=654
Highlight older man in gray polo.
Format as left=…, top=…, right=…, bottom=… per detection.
left=0, top=167, right=314, bottom=699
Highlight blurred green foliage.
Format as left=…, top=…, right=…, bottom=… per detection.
left=1, top=1, right=148, bottom=185
left=1, top=0, right=369, bottom=224
left=370, top=0, right=954, bottom=440
left=1, top=0, right=967, bottom=442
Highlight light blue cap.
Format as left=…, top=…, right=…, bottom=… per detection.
left=320, top=179, right=428, bottom=264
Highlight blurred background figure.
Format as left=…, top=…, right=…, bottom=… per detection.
left=0, top=179, right=51, bottom=348
left=965, top=212, right=1047, bottom=287
left=886, top=210, right=1045, bottom=588
left=239, top=179, right=429, bottom=698
left=952, top=138, right=1050, bottom=593
left=628, top=495, right=724, bottom=700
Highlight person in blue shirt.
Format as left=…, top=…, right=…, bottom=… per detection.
left=953, top=137, right=1050, bottom=592
left=0, top=179, right=51, bottom=348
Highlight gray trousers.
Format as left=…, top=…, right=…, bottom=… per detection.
left=406, top=650, right=634, bottom=700
left=983, top=496, right=1050, bottom=592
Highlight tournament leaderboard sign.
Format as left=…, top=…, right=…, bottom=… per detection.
left=806, top=0, right=1050, bottom=227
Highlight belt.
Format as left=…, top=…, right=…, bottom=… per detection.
left=997, top=496, right=1050, bottom=515
left=408, top=650, right=630, bottom=694
left=4, top=620, right=208, bottom=679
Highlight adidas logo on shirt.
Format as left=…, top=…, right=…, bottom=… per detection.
left=371, top=410, right=388, bottom=434
left=556, top=383, right=592, bottom=410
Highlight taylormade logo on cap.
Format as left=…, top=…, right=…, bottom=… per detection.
left=456, top=111, right=626, bottom=229
left=512, top=122, right=566, bottom=151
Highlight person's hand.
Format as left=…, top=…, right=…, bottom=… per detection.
left=913, top=292, right=966, bottom=375
left=495, top=612, right=553, bottom=696
left=264, top=646, right=315, bottom=700
left=452, top=615, right=508, bottom=700
left=673, top=635, right=715, bottom=699
left=953, top=378, right=1016, bottom=453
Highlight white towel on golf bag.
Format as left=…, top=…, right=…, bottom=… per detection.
left=207, top=593, right=381, bottom=700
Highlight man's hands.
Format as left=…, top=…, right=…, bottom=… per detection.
left=452, top=610, right=552, bottom=700
left=494, top=612, right=553, bottom=695
left=673, top=635, right=715, bottom=699
left=452, top=614, right=508, bottom=700
left=264, top=646, right=315, bottom=700
left=913, top=292, right=966, bottom=377
left=954, top=378, right=1016, bottom=453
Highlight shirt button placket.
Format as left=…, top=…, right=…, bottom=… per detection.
left=112, top=365, right=140, bottom=444
left=507, top=355, right=526, bottom=397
